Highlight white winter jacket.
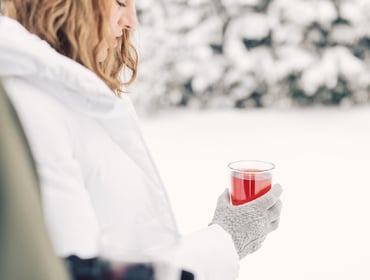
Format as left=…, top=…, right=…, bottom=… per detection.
left=0, top=16, right=239, bottom=280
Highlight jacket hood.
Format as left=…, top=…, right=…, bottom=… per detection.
left=0, top=16, right=121, bottom=117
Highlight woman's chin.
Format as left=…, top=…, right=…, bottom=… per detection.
left=98, top=48, right=108, bottom=63
left=113, top=39, right=118, bottom=48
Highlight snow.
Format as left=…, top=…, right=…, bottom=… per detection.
left=192, top=58, right=224, bottom=93
left=316, top=0, right=337, bottom=28
left=185, top=16, right=223, bottom=46
left=330, top=24, right=359, bottom=45
left=272, top=23, right=304, bottom=45
left=238, top=14, right=271, bottom=40
left=281, top=1, right=317, bottom=26
left=340, top=1, right=365, bottom=24
left=335, top=47, right=367, bottom=78
left=275, top=46, right=317, bottom=78
left=299, top=47, right=369, bottom=95
left=140, top=107, right=370, bottom=280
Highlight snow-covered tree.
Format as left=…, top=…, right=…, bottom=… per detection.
left=130, top=0, right=370, bottom=112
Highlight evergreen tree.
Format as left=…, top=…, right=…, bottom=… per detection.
left=132, top=0, right=370, bottom=112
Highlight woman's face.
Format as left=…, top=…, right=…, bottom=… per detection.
left=98, top=0, right=138, bottom=62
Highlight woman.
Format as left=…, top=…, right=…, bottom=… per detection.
left=0, top=1, right=282, bottom=279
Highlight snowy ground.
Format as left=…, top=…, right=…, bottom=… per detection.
left=140, top=107, right=370, bottom=280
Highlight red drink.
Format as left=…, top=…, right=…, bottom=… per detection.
left=231, top=169, right=271, bottom=205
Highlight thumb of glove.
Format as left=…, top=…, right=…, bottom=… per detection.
left=217, top=188, right=231, bottom=207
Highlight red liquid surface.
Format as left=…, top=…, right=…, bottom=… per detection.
left=231, top=169, right=271, bottom=205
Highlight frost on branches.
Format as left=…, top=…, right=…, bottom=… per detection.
left=130, top=0, right=370, bottom=112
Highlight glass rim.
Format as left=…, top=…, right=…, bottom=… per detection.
left=228, top=160, right=275, bottom=173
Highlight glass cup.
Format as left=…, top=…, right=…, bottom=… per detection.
left=228, top=160, right=275, bottom=206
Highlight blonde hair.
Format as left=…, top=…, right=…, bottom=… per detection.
left=3, top=0, right=138, bottom=95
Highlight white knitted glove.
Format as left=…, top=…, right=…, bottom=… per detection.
left=210, top=184, right=283, bottom=259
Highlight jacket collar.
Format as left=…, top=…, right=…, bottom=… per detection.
left=0, top=16, right=124, bottom=117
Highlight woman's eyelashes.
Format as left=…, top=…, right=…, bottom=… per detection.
left=116, top=0, right=127, bottom=7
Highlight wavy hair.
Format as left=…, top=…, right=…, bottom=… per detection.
left=3, top=0, right=138, bottom=95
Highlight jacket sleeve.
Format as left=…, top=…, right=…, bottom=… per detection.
left=163, top=224, right=240, bottom=280
left=5, top=80, right=101, bottom=258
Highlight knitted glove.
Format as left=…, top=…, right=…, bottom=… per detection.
left=210, top=184, right=282, bottom=259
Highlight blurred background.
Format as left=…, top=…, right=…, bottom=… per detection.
left=131, top=0, right=370, bottom=112
left=130, top=0, right=370, bottom=279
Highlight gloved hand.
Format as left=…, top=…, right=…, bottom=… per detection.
left=210, top=184, right=283, bottom=259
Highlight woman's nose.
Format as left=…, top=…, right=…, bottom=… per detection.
left=119, top=10, right=138, bottom=31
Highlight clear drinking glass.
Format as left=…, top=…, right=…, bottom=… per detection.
left=228, top=160, right=275, bottom=206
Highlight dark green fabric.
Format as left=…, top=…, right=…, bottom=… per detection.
left=0, top=83, right=70, bottom=280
